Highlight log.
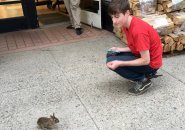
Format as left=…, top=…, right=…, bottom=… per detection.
left=173, top=31, right=185, bottom=44
left=168, top=12, right=185, bottom=25
left=176, top=41, right=184, bottom=51
left=164, top=35, right=174, bottom=46
left=163, top=35, right=176, bottom=52
left=179, top=34, right=185, bottom=44
left=171, top=42, right=176, bottom=51
left=168, top=33, right=179, bottom=42
left=163, top=43, right=171, bottom=52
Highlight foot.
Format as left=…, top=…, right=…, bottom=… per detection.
left=128, top=79, right=152, bottom=95
left=52, top=4, right=56, bottom=9
left=75, top=28, right=83, bottom=35
left=66, top=25, right=74, bottom=29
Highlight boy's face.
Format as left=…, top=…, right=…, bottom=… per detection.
left=111, top=12, right=128, bottom=28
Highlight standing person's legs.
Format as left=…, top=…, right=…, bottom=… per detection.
left=70, top=0, right=83, bottom=35
left=69, top=0, right=81, bottom=29
left=63, top=0, right=74, bottom=28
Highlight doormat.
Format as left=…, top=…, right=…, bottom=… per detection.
left=38, top=13, right=70, bottom=25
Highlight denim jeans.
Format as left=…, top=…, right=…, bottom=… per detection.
left=106, top=52, right=158, bottom=81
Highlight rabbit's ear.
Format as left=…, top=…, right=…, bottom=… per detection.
left=53, top=113, right=55, bottom=117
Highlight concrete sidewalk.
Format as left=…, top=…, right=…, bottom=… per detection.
left=0, top=27, right=185, bottom=130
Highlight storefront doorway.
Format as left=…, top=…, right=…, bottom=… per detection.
left=0, top=0, right=38, bottom=33
left=35, top=0, right=102, bottom=28
left=0, top=0, right=103, bottom=33
left=35, top=1, right=69, bottom=27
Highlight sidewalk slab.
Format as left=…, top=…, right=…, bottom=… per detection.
left=0, top=50, right=97, bottom=130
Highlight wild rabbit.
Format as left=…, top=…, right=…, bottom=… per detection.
left=37, top=113, right=59, bottom=129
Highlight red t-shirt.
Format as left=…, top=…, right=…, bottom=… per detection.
left=123, top=16, right=162, bottom=69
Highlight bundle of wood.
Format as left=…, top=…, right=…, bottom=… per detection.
left=162, top=32, right=185, bottom=52
left=167, top=11, right=185, bottom=32
left=168, top=12, right=185, bottom=25
left=157, top=0, right=185, bottom=13
left=142, top=14, right=174, bottom=36
left=130, top=0, right=157, bottom=17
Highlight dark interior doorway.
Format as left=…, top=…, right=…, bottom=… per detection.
left=35, top=0, right=69, bottom=27
left=0, top=0, right=38, bottom=33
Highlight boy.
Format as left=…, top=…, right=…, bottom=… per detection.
left=106, top=0, right=162, bottom=95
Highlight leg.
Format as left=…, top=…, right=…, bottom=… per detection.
left=106, top=52, right=156, bottom=95
left=69, top=0, right=81, bottom=29
left=106, top=52, right=144, bottom=81
left=69, top=0, right=83, bottom=35
left=63, top=0, right=74, bottom=27
left=52, top=0, right=57, bottom=9
left=106, top=52, right=157, bottom=81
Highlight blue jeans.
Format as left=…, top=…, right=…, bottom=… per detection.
left=106, top=52, right=158, bottom=81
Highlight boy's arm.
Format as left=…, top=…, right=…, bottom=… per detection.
left=110, top=47, right=131, bottom=52
left=107, top=50, right=150, bottom=70
left=119, top=50, right=150, bottom=66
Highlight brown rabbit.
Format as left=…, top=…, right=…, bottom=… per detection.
left=37, top=113, right=59, bottom=130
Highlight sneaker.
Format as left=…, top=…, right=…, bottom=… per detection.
left=75, top=28, right=83, bottom=35
left=66, top=25, right=74, bottom=29
left=128, top=79, right=152, bottom=95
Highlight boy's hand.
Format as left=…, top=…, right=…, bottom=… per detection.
left=109, top=47, right=120, bottom=51
left=106, top=60, right=121, bottom=70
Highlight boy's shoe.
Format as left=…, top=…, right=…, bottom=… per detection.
left=75, top=28, right=83, bottom=35
left=128, top=79, right=152, bottom=95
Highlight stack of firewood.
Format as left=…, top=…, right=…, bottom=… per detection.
left=157, top=0, right=185, bottom=13
left=130, top=0, right=157, bottom=17
left=167, top=11, right=185, bottom=32
left=157, top=0, right=185, bottom=52
left=162, top=32, right=185, bottom=52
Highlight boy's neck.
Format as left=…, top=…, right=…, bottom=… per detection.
left=125, top=16, right=132, bottom=30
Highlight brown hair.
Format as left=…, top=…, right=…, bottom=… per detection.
left=108, top=0, right=131, bottom=15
